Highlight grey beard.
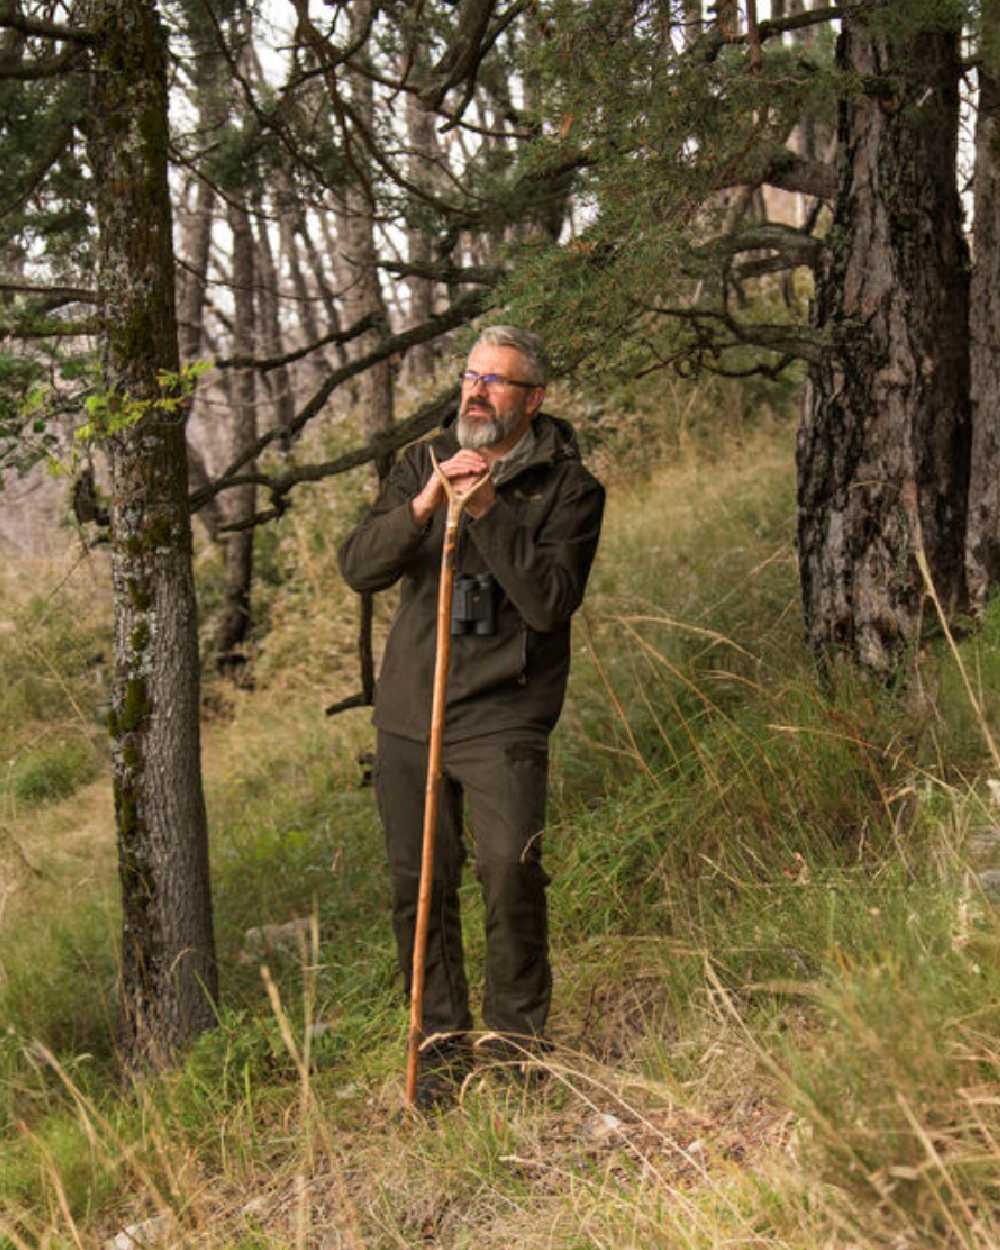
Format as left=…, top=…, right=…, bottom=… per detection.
left=456, top=408, right=519, bottom=450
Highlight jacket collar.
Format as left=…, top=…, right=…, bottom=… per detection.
left=433, top=411, right=579, bottom=484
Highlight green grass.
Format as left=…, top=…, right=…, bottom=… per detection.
left=2, top=388, right=1000, bottom=1248
left=8, top=737, right=99, bottom=805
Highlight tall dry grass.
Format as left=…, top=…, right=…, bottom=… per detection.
left=3, top=379, right=1000, bottom=1248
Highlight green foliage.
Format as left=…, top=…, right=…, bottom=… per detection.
left=0, top=352, right=58, bottom=485
left=0, top=68, right=92, bottom=272
left=8, top=737, right=98, bottom=805
left=490, top=0, right=841, bottom=383
left=73, top=360, right=210, bottom=448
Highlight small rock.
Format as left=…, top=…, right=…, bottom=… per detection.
left=585, top=1111, right=625, bottom=1141
left=979, top=870, right=1000, bottom=896
left=239, top=917, right=312, bottom=964
left=104, top=1215, right=169, bottom=1250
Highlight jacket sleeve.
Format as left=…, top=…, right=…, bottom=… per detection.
left=467, top=469, right=605, bottom=633
left=337, top=448, right=430, bottom=593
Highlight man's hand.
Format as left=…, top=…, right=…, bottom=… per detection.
left=410, top=451, right=496, bottom=527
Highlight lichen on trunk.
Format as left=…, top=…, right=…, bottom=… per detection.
left=86, top=0, right=217, bottom=1065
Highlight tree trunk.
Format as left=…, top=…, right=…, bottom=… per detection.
left=216, top=196, right=257, bottom=674
left=276, top=177, right=328, bottom=387
left=86, top=0, right=216, bottom=1065
left=681, top=0, right=701, bottom=47
left=403, top=74, right=438, bottom=386
left=342, top=0, right=394, bottom=474
left=252, top=191, right=295, bottom=442
left=177, top=158, right=223, bottom=541
left=299, top=210, right=348, bottom=370
left=965, top=2, right=1000, bottom=611
left=798, top=6, right=970, bottom=672
left=714, top=0, right=737, bottom=37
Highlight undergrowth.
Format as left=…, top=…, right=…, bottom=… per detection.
left=2, top=378, right=1000, bottom=1248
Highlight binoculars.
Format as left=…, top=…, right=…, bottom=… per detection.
left=451, top=572, right=497, bottom=636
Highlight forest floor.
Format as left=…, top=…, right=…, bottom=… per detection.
left=3, top=391, right=1000, bottom=1249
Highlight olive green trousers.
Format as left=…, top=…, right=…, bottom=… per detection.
left=375, top=728, right=552, bottom=1043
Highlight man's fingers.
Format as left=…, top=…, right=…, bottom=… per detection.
left=439, top=452, right=488, bottom=477
left=452, top=474, right=486, bottom=493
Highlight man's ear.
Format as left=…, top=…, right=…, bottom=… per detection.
left=528, top=387, right=546, bottom=417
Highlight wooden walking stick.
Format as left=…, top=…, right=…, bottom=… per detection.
left=405, top=449, right=489, bottom=1109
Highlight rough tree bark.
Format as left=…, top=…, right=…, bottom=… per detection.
left=216, top=194, right=257, bottom=672
left=211, top=2, right=258, bottom=672
left=252, top=191, right=295, bottom=440
left=86, top=0, right=217, bottom=1064
left=798, top=5, right=970, bottom=672
left=681, top=0, right=701, bottom=47
left=965, top=1, right=1000, bottom=612
left=340, top=0, right=394, bottom=475
left=177, top=54, right=225, bottom=542
left=299, top=210, right=348, bottom=371
left=403, top=69, right=439, bottom=386
left=277, top=192, right=325, bottom=385
left=714, top=0, right=738, bottom=37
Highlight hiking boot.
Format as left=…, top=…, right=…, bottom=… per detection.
left=475, top=1034, right=553, bottom=1088
left=413, top=1038, right=472, bottom=1111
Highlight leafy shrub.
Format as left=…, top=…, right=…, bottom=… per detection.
left=9, top=737, right=98, bottom=805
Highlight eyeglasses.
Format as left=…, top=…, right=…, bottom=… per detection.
left=459, top=370, right=539, bottom=391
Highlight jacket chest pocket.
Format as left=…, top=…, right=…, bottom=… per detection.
left=505, top=487, right=552, bottom=535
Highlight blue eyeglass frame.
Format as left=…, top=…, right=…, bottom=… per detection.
left=459, top=370, right=539, bottom=390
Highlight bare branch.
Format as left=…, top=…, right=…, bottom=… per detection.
left=195, top=0, right=343, bottom=199
left=202, top=384, right=461, bottom=527
left=419, top=0, right=496, bottom=110
left=0, top=5, right=96, bottom=44
left=214, top=310, right=383, bottom=373
left=2, top=317, right=101, bottom=337
left=0, top=44, right=86, bottom=77
left=734, top=255, right=809, bottom=280
left=757, top=5, right=844, bottom=42
left=288, top=0, right=375, bottom=76
left=1, top=118, right=76, bottom=220
left=0, top=281, right=97, bottom=302
left=694, top=3, right=844, bottom=61
left=433, top=0, right=531, bottom=126
left=377, top=259, right=501, bottom=285
left=192, top=289, right=488, bottom=506
left=696, top=223, right=823, bottom=268
left=420, top=0, right=530, bottom=115
left=755, top=149, right=836, bottom=200
left=646, top=302, right=826, bottom=364
left=703, top=354, right=798, bottom=381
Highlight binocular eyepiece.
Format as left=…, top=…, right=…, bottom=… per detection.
left=451, top=572, right=497, bottom=636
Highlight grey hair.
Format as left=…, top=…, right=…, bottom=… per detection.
left=474, top=325, right=549, bottom=386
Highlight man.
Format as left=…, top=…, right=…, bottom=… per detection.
left=338, top=326, right=605, bottom=1105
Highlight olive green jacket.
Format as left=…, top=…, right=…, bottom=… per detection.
left=337, top=412, right=605, bottom=743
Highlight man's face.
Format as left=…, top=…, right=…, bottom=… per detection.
left=457, top=343, right=543, bottom=451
